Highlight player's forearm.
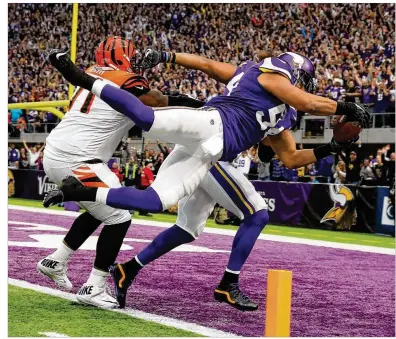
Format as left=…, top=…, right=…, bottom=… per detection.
left=280, top=149, right=317, bottom=169
left=306, top=94, right=338, bottom=116
left=174, top=53, right=236, bottom=83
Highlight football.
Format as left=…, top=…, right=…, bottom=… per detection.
left=333, top=115, right=363, bottom=142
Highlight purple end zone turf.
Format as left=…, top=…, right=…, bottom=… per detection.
left=8, top=209, right=395, bottom=337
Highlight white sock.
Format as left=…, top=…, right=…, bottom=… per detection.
left=86, top=267, right=109, bottom=286
left=96, top=187, right=110, bottom=204
left=51, top=242, right=74, bottom=262
left=91, top=80, right=107, bottom=97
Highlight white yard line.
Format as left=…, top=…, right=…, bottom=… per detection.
left=9, top=278, right=238, bottom=338
left=38, top=332, right=69, bottom=338
left=8, top=205, right=395, bottom=255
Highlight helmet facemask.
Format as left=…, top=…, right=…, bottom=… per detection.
left=294, top=68, right=317, bottom=94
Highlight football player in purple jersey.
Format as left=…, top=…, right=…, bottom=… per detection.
left=44, top=49, right=369, bottom=309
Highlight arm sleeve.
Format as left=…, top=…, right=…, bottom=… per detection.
left=168, top=95, right=205, bottom=108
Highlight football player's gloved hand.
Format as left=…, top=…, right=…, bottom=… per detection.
left=335, top=102, right=371, bottom=129
left=140, top=48, right=174, bottom=69
left=329, top=136, right=359, bottom=154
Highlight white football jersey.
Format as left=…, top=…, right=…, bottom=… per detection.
left=45, top=66, right=149, bottom=163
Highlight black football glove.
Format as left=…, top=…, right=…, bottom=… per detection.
left=335, top=102, right=370, bottom=129
left=140, top=48, right=172, bottom=69
left=329, top=136, right=359, bottom=154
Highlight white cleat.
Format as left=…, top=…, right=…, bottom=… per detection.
left=76, top=283, right=119, bottom=309
left=37, top=256, right=72, bottom=291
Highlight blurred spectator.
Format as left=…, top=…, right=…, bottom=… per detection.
left=327, top=79, right=345, bottom=101
left=18, top=148, right=29, bottom=169
left=283, top=166, right=298, bottom=182
left=360, top=158, right=375, bottom=182
left=8, top=144, right=20, bottom=167
left=22, top=140, right=44, bottom=170
left=270, top=155, right=283, bottom=181
left=310, top=175, right=319, bottom=184
left=306, top=163, right=317, bottom=176
left=139, top=161, right=155, bottom=216
left=258, top=159, right=270, bottom=181
left=333, top=160, right=347, bottom=184
left=110, top=162, right=124, bottom=183
left=344, top=80, right=361, bottom=103
left=124, top=157, right=139, bottom=187
left=157, top=139, right=172, bottom=159
left=341, top=151, right=361, bottom=184
left=153, top=152, right=165, bottom=175
left=140, top=161, right=154, bottom=190
left=381, top=147, right=395, bottom=185
left=233, top=151, right=251, bottom=177
left=315, top=154, right=335, bottom=183
left=247, top=146, right=259, bottom=178
left=10, top=108, right=22, bottom=123
left=36, top=152, right=44, bottom=170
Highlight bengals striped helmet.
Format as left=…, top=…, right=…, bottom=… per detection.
left=94, top=36, right=136, bottom=72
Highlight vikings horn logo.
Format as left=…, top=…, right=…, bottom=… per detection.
left=321, top=185, right=354, bottom=224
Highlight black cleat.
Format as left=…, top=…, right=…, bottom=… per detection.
left=48, top=49, right=95, bottom=90
left=43, top=176, right=84, bottom=208
left=214, top=283, right=258, bottom=312
left=109, top=263, right=136, bottom=309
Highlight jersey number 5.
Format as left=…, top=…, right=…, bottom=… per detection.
left=256, top=104, right=286, bottom=131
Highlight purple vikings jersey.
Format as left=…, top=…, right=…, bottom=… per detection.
left=205, top=58, right=297, bottom=161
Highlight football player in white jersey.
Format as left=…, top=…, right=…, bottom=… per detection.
left=38, top=37, right=203, bottom=308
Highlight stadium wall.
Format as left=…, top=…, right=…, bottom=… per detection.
left=8, top=169, right=393, bottom=235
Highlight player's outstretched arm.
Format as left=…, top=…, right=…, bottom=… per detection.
left=139, top=89, right=204, bottom=109
left=258, top=73, right=370, bottom=128
left=267, top=130, right=355, bottom=169
left=141, top=48, right=237, bottom=84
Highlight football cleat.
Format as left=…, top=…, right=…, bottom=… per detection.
left=109, top=263, right=136, bottom=309
left=214, top=283, right=258, bottom=311
left=43, top=176, right=84, bottom=208
left=48, top=49, right=95, bottom=90
left=37, top=256, right=72, bottom=291
left=76, top=283, right=118, bottom=309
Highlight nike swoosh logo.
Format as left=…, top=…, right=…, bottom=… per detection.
left=102, top=300, right=118, bottom=304
left=135, top=86, right=143, bottom=90
left=56, top=52, right=67, bottom=60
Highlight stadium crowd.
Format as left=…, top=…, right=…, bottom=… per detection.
left=8, top=3, right=395, bottom=188
left=8, top=4, right=395, bottom=128
left=238, top=143, right=395, bottom=187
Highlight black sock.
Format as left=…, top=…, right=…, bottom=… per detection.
left=64, top=212, right=102, bottom=250
left=123, top=257, right=143, bottom=280
left=63, top=186, right=98, bottom=202
left=94, top=220, right=131, bottom=272
left=219, top=271, right=239, bottom=288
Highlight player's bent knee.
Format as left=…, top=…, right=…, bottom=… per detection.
left=174, top=224, right=196, bottom=242
left=101, top=210, right=131, bottom=226
left=249, top=209, right=269, bottom=230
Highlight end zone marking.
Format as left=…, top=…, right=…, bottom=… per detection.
left=8, top=205, right=394, bottom=255
left=9, top=279, right=239, bottom=338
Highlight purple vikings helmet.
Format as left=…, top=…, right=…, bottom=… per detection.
left=278, top=52, right=317, bottom=93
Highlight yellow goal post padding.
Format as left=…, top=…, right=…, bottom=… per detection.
left=8, top=100, right=70, bottom=119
